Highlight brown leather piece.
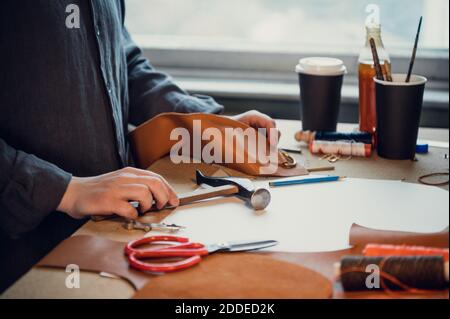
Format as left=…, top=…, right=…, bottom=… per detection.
left=132, top=253, right=332, bottom=299
left=36, top=224, right=449, bottom=298
left=128, top=112, right=308, bottom=177
left=37, top=235, right=332, bottom=298
left=37, top=235, right=149, bottom=290
left=349, top=223, right=449, bottom=248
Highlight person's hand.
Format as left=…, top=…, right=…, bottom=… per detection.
left=231, top=110, right=280, bottom=146
left=57, top=167, right=179, bottom=220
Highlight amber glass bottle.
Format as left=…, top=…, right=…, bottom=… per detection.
left=358, top=24, right=390, bottom=133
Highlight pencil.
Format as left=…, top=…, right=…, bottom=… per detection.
left=269, top=176, right=341, bottom=187
left=406, top=16, right=423, bottom=83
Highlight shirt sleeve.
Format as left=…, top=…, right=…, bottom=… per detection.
left=122, top=28, right=224, bottom=126
left=0, top=138, right=72, bottom=238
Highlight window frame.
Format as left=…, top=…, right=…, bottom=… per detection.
left=136, top=36, right=448, bottom=83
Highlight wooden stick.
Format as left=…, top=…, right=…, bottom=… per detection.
left=406, top=16, right=423, bottom=83
left=177, top=185, right=239, bottom=205
left=307, top=166, right=335, bottom=173
left=384, top=60, right=393, bottom=82
left=92, top=185, right=239, bottom=221
left=369, top=38, right=384, bottom=81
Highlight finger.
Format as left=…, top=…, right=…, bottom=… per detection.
left=268, top=127, right=280, bottom=147
left=117, top=184, right=153, bottom=213
left=150, top=174, right=179, bottom=207
left=119, top=167, right=162, bottom=178
left=137, top=177, right=170, bottom=210
left=116, top=169, right=179, bottom=206
left=251, top=114, right=278, bottom=147
left=249, top=113, right=276, bottom=132
left=113, top=200, right=139, bottom=220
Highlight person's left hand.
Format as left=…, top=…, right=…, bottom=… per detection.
left=231, top=110, right=280, bottom=146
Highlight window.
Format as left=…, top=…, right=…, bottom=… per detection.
left=125, top=0, right=449, bottom=128
left=125, top=0, right=449, bottom=55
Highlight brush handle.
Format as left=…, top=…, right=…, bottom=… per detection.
left=406, top=17, right=423, bottom=83
left=369, top=38, right=384, bottom=81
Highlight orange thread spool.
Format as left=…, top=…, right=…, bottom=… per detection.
left=363, top=244, right=449, bottom=262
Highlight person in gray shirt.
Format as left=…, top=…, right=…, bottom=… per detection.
left=0, top=0, right=278, bottom=291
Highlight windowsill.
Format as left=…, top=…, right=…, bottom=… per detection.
left=142, top=44, right=448, bottom=111
left=172, top=75, right=449, bottom=111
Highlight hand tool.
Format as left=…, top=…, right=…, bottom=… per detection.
left=130, top=170, right=271, bottom=211
left=128, top=182, right=240, bottom=211
left=91, top=183, right=239, bottom=222
left=269, top=175, right=341, bottom=188
left=124, top=235, right=278, bottom=273
left=93, top=170, right=271, bottom=222
left=194, top=170, right=271, bottom=210
left=123, top=220, right=185, bottom=233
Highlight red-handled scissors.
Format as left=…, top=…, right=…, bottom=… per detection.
left=125, top=236, right=278, bottom=273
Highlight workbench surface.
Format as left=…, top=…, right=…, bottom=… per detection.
left=2, top=120, right=449, bottom=299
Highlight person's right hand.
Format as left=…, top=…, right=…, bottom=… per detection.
left=57, top=167, right=179, bottom=220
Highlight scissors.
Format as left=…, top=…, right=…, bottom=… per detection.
left=124, top=236, right=278, bottom=273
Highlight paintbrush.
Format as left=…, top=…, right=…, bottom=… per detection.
left=406, top=16, right=423, bottom=83
left=369, top=38, right=384, bottom=81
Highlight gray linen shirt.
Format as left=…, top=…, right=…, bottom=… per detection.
left=0, top=0, right=223, bottom=290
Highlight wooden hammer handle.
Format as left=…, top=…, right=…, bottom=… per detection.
left=91, top=184, right=239, bottom=221
left=178, top=184, right=239, bottom=206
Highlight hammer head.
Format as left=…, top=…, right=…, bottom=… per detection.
left=195, top=170, right=271, bottom=210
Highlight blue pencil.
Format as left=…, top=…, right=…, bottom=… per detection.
left=269, top=176, right=341, bottom=187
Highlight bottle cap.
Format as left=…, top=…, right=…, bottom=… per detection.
left=295, top=57, right=347, bottom=76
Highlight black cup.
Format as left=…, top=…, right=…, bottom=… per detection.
left=296, top=57, right=346, bottom=131
left=375, top=74, right=427, bottom=160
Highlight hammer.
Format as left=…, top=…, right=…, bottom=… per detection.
left=129, top=170, right=271, bottom=211
left=93, top=170, right=271, bottom=222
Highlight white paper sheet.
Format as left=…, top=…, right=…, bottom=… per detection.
left=151, top=178, right=449, bottom=253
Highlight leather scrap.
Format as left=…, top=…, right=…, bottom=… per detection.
left=128, top=112, right=308, bottom=177
left=37, top=235, right=332, bottom=298
left=35, top=224, right=450, bottom=299
left=37, top=235, right=149, bottom=290
left=132, top=253, right=332, bottom=299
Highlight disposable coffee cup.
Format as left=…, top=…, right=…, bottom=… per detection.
left=296, top=57, right=347, bottom=131
left=375, top=74, right=427, bottom=160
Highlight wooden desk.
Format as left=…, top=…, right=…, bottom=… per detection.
left=2, top=120, right=449, bottom=299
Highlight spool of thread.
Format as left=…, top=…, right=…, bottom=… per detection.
left=310, top=140, right=372, bottom=157
left=336, top=256, right=449, bottom=292
left=295, top=130, right=374, bottom=145
left=363, top=244, right=449, bottom=262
